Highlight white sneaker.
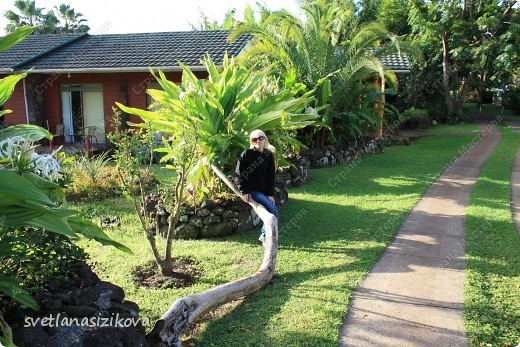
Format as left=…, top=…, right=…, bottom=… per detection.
left=258, top=234, right=266, bottom=244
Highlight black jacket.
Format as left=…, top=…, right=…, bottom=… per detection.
left=235, top=148, right=275, bottom=196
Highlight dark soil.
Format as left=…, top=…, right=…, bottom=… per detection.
left=132, top=256, right=203, bottom=289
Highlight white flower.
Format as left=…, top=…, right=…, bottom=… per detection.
left=0, top=135, right=26, bottom=163
left=0, top=136, right=61, bottom=182
left=305, top=107, right=319, bottom=116
left=32, top=153, right=61, bottom=182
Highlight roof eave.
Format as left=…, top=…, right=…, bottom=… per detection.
left=389, top=69, right=411, bottom=73
left=14, top=65, right=213, bottom=74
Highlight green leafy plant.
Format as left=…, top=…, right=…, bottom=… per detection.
left=114, top=54, right=317, bottom=276
left=62, top=151, right=131, bottom=201
left=0, top=26, right=131, bottom=345
left=117, top=53, right=317, bottom=185
left=231, top=0, right=419, bottom=144
left=0, top=228, right=87, bottom=291
left=400, top=107, right=429, bottom=129
left=503, top=87, right=520, bottom=115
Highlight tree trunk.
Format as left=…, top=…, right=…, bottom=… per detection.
left=457, top=72, right=474, bottom=109
left=373, top=76, right=385, bottom=137
left=442, top=31, right=455, bottom=116
left=146, top=164, right=279, bottom=346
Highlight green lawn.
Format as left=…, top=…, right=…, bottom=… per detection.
left=464, top=127, right=520, bottom=346
left=428, top=123, right=480, bottom=133
left=467, top=103, right=519, bottom=122
left=77, top=133, right=478, bottom=346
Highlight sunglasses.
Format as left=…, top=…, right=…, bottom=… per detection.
left=251, top=136, right=265, bottom=142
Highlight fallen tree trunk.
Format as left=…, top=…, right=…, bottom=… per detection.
left=146, top=163, right=278, bottom=347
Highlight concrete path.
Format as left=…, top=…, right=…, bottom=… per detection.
left=507, top=121, right=520, bottom=236
left=339, top=122, right=502, bottom=346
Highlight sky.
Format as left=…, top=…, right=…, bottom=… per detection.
left=0, top=0, right=302, bottom=35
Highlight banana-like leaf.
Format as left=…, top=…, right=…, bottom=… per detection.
left=26, top=214, right=76, bottom=238
left=0, top=74, right=26, bottom=106
left=0, top=195, right=23, bottom=206
left=0, top=109, right=12, bottom=117
left=68, top=217, right=133, bottom=254
left=0, top=169, right=54, bottom=206
left=180, top=62, right=203, bottom=87
left=0, top=124, right=51, bottom=142
left=0, top=275, right=39, bottom=310
left=116, top=102, right=158, bottom=122
left=22, top=172, right=59, bottom=190
left=1, top=207, right=43, bottom=225
left=0, top=26, right=35, bottom=53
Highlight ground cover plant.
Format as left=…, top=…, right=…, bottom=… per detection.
left=464, top=126, right=520, bottom=346
left=78, top=132, right=476, bottom=345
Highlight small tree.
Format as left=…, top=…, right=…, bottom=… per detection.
left=108, top=112, right=199, bottom=276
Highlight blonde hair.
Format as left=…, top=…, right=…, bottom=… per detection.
left=249, top=129, right=277, bottom=159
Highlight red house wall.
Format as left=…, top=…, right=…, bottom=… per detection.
left=41, top=70, right=207, bottom=135
left=1, top=77, right=27, bottom=126
left=2, top=70, right=209, bottom=140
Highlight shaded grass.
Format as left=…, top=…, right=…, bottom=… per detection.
left=464, top=130, right=520, bottom=346
left=429, top=123, right=479, bottom=133
left=480, top=105, right=519, bottom=120
left=78, top=133, right=479, bottom=346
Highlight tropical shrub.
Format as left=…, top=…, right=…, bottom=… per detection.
left=118, top=54, right=316, bottom=183
left=503, top=87, right=520, bottom=115
left=65, top=163, right=121, bottom=201
left=0, top=229, right=87, bottom=291
left=108, top=110, right=196, bottom=276
left=400, top=107, right=429, bottom=129
left=114, top=54, right=316, bottom=276
left=231, top=0, right=418, bottom=144
left=62, top=151, right=121, bottom=201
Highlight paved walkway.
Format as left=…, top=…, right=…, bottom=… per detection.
left=507, top=121, right=520, bottom=237
left=339, top=121, right=502, bottom=346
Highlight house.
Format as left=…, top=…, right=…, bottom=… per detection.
left=0, top=30, right=251, bottom=145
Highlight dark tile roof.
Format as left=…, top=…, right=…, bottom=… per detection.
left=0, top=34, right=85, bottom=71
left=0, top=33, right=85, bottom=72
left=2, top=31, right=250, bottom=72
left=380, top=52, right=410, bottom=72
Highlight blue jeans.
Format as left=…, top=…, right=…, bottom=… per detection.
left=250, top=191, right=278, bottom=236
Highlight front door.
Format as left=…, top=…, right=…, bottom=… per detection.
left=60, top=84, right=105, bottom=143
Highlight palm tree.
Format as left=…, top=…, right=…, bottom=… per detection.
left=52, top=4, right=89, bottom=33
left=4, top=0, right=46, bottom=33
left=231, top=0, right=409, bottom=143
left=4, top=1, right=89, bottom=34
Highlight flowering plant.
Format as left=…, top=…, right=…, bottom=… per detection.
left=0, top=135, right=61, bottom=181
